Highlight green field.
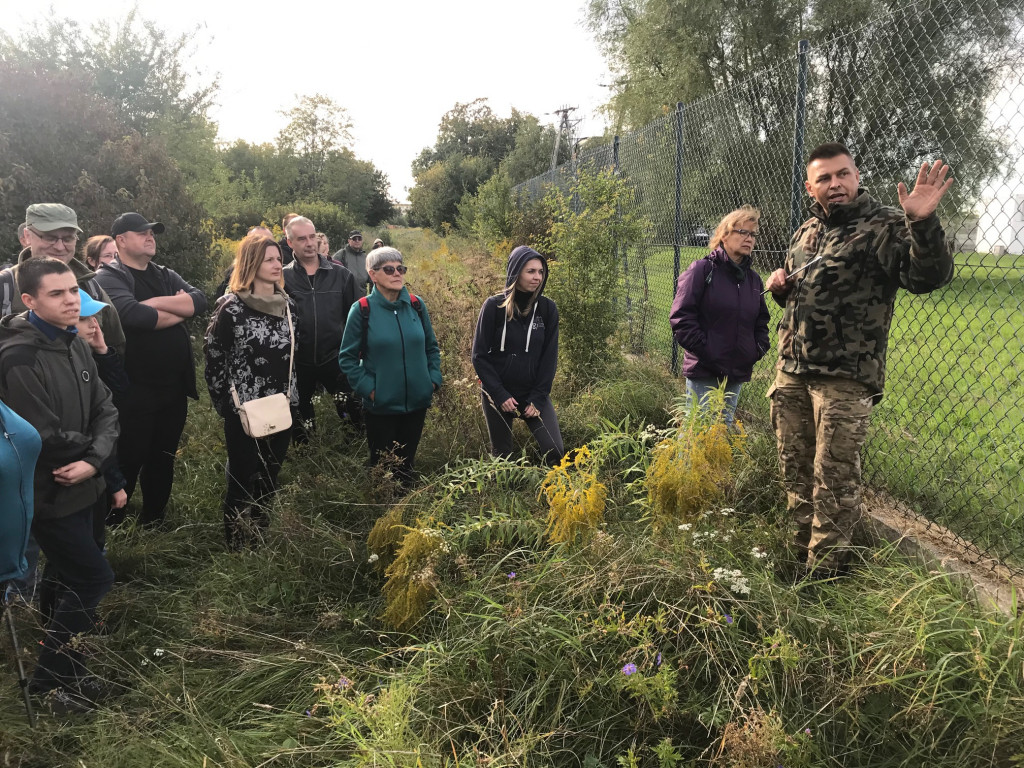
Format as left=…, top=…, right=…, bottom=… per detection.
left=629, top=246, right=1024, bottom=566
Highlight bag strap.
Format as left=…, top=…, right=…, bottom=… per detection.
left=358, top=294, right=426, bottom=360
left=358, top=296, right=371, bottom=360
left=229, top=302, right=295, bottom=407
left=1, top=269, right=12, bottom=316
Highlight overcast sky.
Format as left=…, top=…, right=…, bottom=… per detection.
left=1, top=0, right=613, bottom=203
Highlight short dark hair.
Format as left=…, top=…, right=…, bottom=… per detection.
left=807, top=142, right=854, bottom=166
left=19, top=257, right=72, bottom=297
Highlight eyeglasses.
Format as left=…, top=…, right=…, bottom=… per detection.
left=733, top=228, right=759, bottom=239
left=29, top=228, right=79, bottom=246
left=350, top=236, right=363, bottom=241
left=378, top=264, right=407, bottom=276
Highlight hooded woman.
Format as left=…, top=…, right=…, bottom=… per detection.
left=472, top=245, right=563, bottom=466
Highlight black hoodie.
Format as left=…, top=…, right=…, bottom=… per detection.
left=472, top=246, right=559, bottom=410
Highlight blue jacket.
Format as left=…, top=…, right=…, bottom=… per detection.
left=0, top=401, right=41, bottom=581
left=338, top=287, right=442, bottom=415
left=669, top=247, right=771, bottom=384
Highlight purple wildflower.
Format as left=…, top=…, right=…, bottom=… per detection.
left=621, top=662, right=637, bottom=676
left=724, top=614, right=733, bottom=624
left=804, top=728, right=812, bottom=736
left=508, top=571, right=517, bottom=579
left=656, top=653, right=662, bottom=666
left=335, top=676, right=351, bottom=690
left=305, top=709, right=312, bottom=717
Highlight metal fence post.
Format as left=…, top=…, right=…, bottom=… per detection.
left=672, top=102, right=684, bottom=375
left=612, top=136, right=630, bottom=322
left=788, top=39, right=811, bottom=243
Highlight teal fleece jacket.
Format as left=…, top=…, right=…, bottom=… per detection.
left=338, top=287, right=442, bottom=415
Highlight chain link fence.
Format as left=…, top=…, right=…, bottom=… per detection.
left=513, top=0, right=1024, bottom=574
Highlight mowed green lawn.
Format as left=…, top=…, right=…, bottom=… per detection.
left=627, top=245, right=1024, bottom=566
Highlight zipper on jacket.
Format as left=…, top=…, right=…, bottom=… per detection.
left=68, top=346, right=87, bottom=423
left=395, top=308, right=408, bottom=411
left=307, top=270, right=319, bottom=362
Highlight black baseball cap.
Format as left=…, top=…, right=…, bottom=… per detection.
left=112, top=212, right=165, bottom=237
left=348, top=230, right=362, bottom=239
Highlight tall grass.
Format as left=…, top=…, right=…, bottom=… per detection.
left=1, top=230, right=1021, bottom=767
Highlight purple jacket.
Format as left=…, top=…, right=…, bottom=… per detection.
left=669, top=247, right=771, bottom=383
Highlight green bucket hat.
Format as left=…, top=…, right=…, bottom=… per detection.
left=25, top=203, right=82, bottom=234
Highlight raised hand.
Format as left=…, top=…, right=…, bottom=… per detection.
left=898, top=160, right=954, bottom=221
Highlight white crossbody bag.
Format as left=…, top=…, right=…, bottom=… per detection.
left=230, top=305, right=295, bottom=438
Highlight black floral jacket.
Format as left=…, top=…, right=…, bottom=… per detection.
left=204, top=294, right=298, bottom=417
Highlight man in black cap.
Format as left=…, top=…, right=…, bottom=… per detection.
left=94, top=213, right=208, bottom=527
left=333, top=230, right=370, bottom=295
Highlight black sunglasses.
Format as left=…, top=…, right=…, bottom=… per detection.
left=379, top=264, right=407, bottom=276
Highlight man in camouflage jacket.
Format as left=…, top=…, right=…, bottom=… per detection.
left=765, top=142, right=954, bottom=575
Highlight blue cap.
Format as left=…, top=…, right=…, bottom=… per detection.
left=79, top=291, right=109, bottom=318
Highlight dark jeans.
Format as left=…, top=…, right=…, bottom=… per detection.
left=293, top=359, right=362, bottom=442
left=481, top=394, right=564, bottom=466
left=30, top=505, right=114, bottom=691
left=364, top=408, right=428, bottom=486
left=222, top=411, right=291, bottom=549
left=117, top=387, right=188, bottom=525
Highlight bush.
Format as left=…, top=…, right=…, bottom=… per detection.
left=543, top=169, right=648, bottom=388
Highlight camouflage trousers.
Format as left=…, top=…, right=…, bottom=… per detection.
left=768, top=371, right=874, bottom=570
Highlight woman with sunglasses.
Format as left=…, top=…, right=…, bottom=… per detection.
left=669, top=206, right=771, bottom=425
left=472, top=245, right=563, bottom=466
left=338, top=247, right=441, bottom=485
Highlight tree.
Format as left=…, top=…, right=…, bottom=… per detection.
left=410, top=100, right=563, bottom=229
left=276, top=94, right=353, bottom=197
left=0, top=63, right=213, bottom=284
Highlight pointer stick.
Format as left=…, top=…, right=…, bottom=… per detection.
left=762, top=255, right=823, bottom=295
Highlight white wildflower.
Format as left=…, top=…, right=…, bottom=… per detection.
left=153, top=648, right=165, bottom=658
left=367, top=553, right=380, bottom=564
left=677, top=523, right=692, bottom=531
left=711, top=567, right=751, bottom=596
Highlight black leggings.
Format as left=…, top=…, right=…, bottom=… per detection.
left=364, top=408, right=428, bottom=486
left=222, top=410, right=291, bottom=549
left=481, top=393, right=564, bottom=466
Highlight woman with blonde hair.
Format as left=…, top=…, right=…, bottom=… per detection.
left=472, top=245, right=563, bottom=465
left=669, top=206, right=771, bottom=425
left=204, top=235, right=296, bottom=549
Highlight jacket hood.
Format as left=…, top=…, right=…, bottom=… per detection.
left=0, top=313, right=58, bottom=354
left=504, top=245, right=548, bottom=297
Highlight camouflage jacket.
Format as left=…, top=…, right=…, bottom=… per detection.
left=773, top=189, right=953, bottom=394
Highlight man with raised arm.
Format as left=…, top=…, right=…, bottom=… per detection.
left=94, top=213, right=208, bottom=527
left=765, top=143, right=954, bottom=577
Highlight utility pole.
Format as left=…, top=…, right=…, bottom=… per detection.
left=549, top=105, right=580, bottom=173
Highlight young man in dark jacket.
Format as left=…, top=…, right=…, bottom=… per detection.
left=0, top=258, right=119, bottom=713
left=94, top=212, right=208, bottom=527
left=282, top=216, right=360, bottom=440
left=765, top=143, right=954, bottom=576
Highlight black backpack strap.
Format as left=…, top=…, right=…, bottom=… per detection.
left=0, top=269, right=13, bottom=316
left=703, top=255, right=715, bottom=286
left=358, top=296, right=371, bottom=360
